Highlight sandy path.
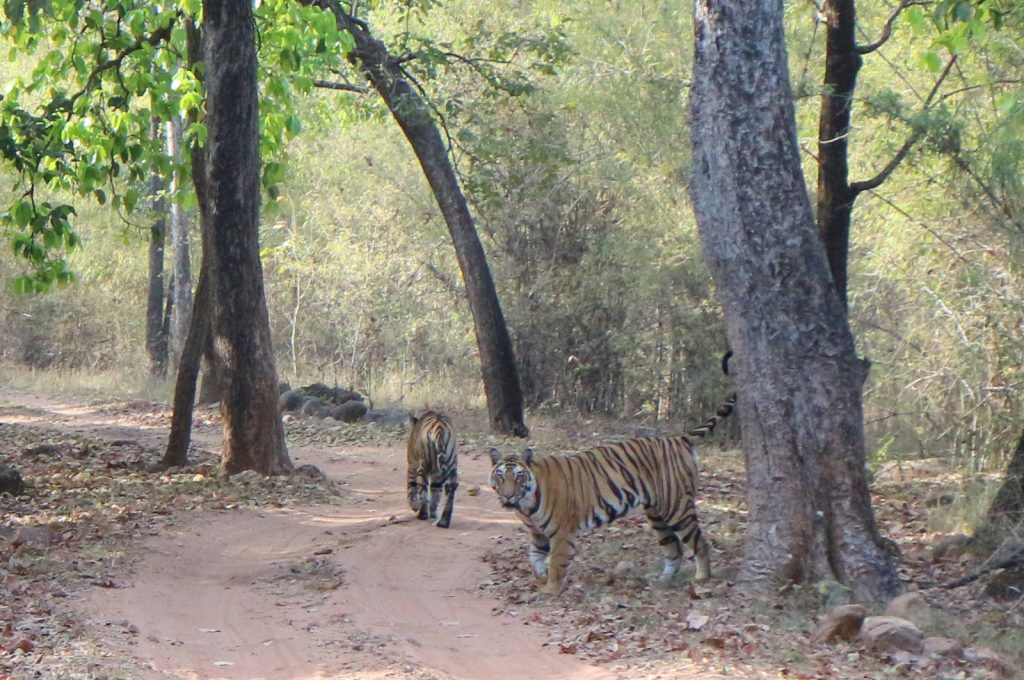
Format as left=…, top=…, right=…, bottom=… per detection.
left=0, top=391, right=617, bottom=680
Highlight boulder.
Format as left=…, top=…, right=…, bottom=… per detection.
left=279, top=389, right=306, bottom=412
left=811, top=604, right=867, bottom=644
left=859, top=616, right=924, bottom=655
left=333, top=400, right=368, bottom=423
left=300, top=398, right=327, bottom=417
left=884, top=591, right=935, bottom=629
left=922, top=636, right=963, bottom=659
left=0, top=467, right=25, bottom=496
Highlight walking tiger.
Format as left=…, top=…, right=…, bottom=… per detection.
left=488, top=396, right=735, bottom=595
left=407, top=410, right=459, bottom=528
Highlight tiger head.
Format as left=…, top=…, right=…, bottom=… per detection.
left=488, top=447, right=537, bottom=511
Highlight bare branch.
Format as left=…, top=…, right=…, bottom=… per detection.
left=851, top=55, right=956, bottom=192
left=312, top=79, right=368, bottom=93
left=858, top=0, right=922, bottom=54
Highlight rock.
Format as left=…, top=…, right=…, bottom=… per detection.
left=301, top=382, right=338, bottom=402
left=859, top=616, right=924, bottom=655
left=983, top=565, right=1024, bottom=602
left=333, top=388, right=363, bottom=404
left=1, top=466, right=25, bottom=495
left=964, top=646, right=1016, bottom=677
left=922, top=636, right=963, bottom=659
left=365, top=408, right=409, bottom=426
left=884, top=591, right=935, bottom=629
left=300, top=398, right=327, bottom=417
left=932, top=534, right=974, bottom=562
left=293, top=464, right=326, bottom=479
left=811, top=604, right=867, bottom=644
left=279, top=389, right=306, bottom=412
left=12, top=525, right=56, bottom=549
left=278, top=380, right=292, bottom=394
left=334, top=400, right=368, bottom=423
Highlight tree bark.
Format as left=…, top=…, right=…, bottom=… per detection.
left=146, top=115, right=169, bottom=377
left=166, top=115, right=193, bottom=370
left=817, top=0, right=861, bottom=307
left=304, top=0, right=529, bottom=437
left=204, top=0, right=291, bottom=475
left=984, top=430, right=1024, bottom=529
left=691, top=0, right=901, bottom=604
left=162, top=19, right=209, bottom=469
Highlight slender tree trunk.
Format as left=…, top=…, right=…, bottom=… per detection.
left=204, top=0, right=291, bottom=475
left=691, top=0, right=901, bottom=604
left=304, top=0, right=529, bottom=437
left=166, top=115, right=193, bottom=369
left=146, top=116, right=169, bottom=377
left=162, top=261, right=210, bottom=467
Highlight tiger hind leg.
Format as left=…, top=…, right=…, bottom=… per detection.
left=647, top=510, right=684, bottom=581
left=408, top=464, right=430, bottom=520
left=434, top=473, right=458, bottom=529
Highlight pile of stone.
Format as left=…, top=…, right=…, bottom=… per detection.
left=278, top=382, right=368, bottom=423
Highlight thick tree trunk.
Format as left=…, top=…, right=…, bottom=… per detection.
left=166, top=115, right=193, bottom=370
left=305, top=0, right=529, bottom=437
left=204, top=0, right=291, bottom=475
left=146, top=115, right=169, bottom=377
left=691, top=0, right=901, bottom=604
left=984, top=430, right=1024, bottom=528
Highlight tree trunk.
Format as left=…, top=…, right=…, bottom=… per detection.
left=204, top=0, right=291, bottom=475
left=690, top=0, right=901, bottom=604
left=163, top=19, right=209, bottom=470
left=162, top=260, right=210, bottom=468
left=817, top=0, right=861, bottom=307
left=983, top=430, right=1024, bottom=529
left=146, top=115, right=169, bottom=377
left=305, top=0, right=529, bottom=437
left=166, top=114, right=193, bottom=370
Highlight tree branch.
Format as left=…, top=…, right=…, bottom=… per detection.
left=851, top=55, right=957, bottom=193
left=857, top=0, right=921, bottom=55
left=312, top=78, right=368, bottom=93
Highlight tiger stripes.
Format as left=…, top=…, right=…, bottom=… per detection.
left=406, top=410, right=459, bottom=528
left=488, top=395, right=734, bottom=595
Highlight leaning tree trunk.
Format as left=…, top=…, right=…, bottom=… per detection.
left=305, top=0, right=529, bottom=437
left=691, top=0, right=901, bottom=604
left=204, top=0, right=291, bottom=475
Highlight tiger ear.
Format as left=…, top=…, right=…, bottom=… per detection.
left=522, top=448, right=535, bottom=466
left=488, top=447, right=502, bottom=465
left=408, top=414, right=419, bottom=426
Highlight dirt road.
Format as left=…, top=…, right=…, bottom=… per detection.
left=1, top=389, right=617, bottom=679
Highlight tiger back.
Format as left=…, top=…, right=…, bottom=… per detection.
left=407, top=410, right=459, bottom=528
left=488, top=397, right=733, bottom=595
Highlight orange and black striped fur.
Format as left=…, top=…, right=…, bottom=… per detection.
left=488, top=396, right=734, bottom=595
left=407, top=410, right=459, bottom=528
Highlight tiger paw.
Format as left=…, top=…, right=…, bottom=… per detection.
left=434, top=518, right=450, bottom=528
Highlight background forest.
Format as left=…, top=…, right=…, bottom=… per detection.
left=0, top=0, right=1021, bottom=479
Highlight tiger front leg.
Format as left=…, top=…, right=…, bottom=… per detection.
left=539, top=534, right=574, bottom=596
left=528, top=529, right=551, bottom=578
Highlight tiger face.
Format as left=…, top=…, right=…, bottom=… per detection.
left=488, top=448, right=537, bottom=510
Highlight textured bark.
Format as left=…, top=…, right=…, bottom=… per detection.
left=166, top=115, right=193, bottom=370
left=162, top=261, right=209, bottom=468
left=984, top=430, right=1024, bottom=527
left=816, top=0, right=861, bottom=307
left=691, top=0, right=900, bottom=604
left=303, top=0, right=529, bottom=437
left=204, top=0, right=291, bottom=475
left=146, top=116, right=169, bottom=377
left=163, top=19, right=209, bottom=469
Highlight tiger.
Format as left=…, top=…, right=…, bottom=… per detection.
left=407, top=410, right=459, bottom=528
left=488, top=397, right=735, bottom=595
